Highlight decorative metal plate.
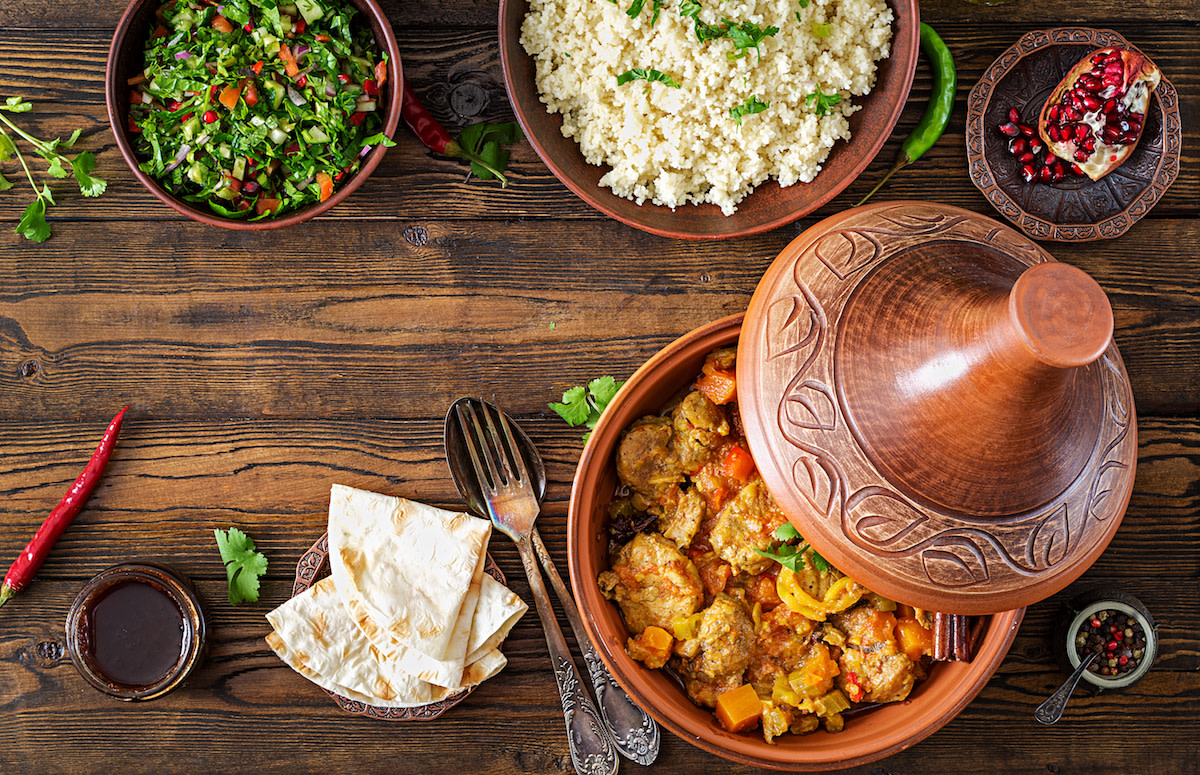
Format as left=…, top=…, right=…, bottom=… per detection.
left=965, top=28, right=1180, bottom=242
left=739, top=202, right=1138, bottom=614
left=290, top=532, right=505, bottom=720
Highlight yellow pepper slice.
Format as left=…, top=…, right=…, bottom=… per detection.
left=776, top=568, right=865, bottom=620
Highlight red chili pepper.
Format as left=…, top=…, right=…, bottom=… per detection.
left=400, top=74, right=514, bottom=186
left=0, top=407, right=128, bottom=610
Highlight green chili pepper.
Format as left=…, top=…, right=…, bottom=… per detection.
left=856, top=22, right=956, bottom=206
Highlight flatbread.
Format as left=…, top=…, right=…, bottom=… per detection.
left=466, top=573, right=528, bottom=665
left=328, top=484, right=492, bottom=688
left=266, top=577, right=508, bottom=708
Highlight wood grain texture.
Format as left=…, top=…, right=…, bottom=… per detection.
left=1, top=0, right=1197, bottom=772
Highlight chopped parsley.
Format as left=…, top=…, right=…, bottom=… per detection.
left=798, top=0, right=810, bottom=7
left=725, top=20, right=779, bottom=62
left=550, top=376, right=625, bottom=441
left=805, top=89, right=843, bottom=116
left=754, top=523, right=833, bottom=574
left=626, top=0, right=647, bottom=17
left=730, top=94, right=769, bottom=125
left=616, top=68, right=682, bottom=88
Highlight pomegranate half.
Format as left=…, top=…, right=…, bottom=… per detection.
left=1038, top=47, right=1161, bottom=181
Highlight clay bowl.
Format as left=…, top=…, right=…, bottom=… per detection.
left=499, top=0, right=919, bottom=240
left=567, top=313, right=1025, bottom=770
left=965, top=27, right=1180, bottom=242
left=106, top=0, right=402, bottom=230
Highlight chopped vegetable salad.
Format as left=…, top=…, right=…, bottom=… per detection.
left=129, top=0, right=393, bottom=220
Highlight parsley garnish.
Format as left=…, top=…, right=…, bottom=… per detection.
left=0, top=96, right=106, bottom=242
left=754, top=523, right=833, bottom=573
left=798, top=0, right=810, bottom=7
left=617, top=68, right=682, bottom=88
left=805, top=89, right=843, bottom=116
left=215, top=527, right=269, bottom=606
left=651, top=0, right=666, bottom=24
left=456, top=121, right=522, bottom=183
left=550, top=376, right=625, bottom=441
left=725, top=20, right=779, bottom=62
left=811, top=21, right=832, bottom=38
left=626, top=0, right=647, bottom=17
left=730, top=95, right=769, bottom=125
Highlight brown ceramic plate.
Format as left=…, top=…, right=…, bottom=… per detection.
left=106, top=0, right=402, bottom=230
left=568, top=313, right=1025, bottom=769
left=289, top=532, right=505, bottom=720
left=499, top=0, right=919, bottom=240
left=966, top=28, right=1180, bottom=241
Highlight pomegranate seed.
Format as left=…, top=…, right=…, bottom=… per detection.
left=1064, top=106, right=1081, bottom=122
left=1010, top=137, right=1027, bottom=156
left=297, top=74, right=307, bottom=89
left=334, top=171, right=344, bottom=181
left=337, top=74, right=352, bottom=84
left=1021, top=163, right=1037, bottom=182
left=285, top=142, right=300, bottom=155
left=1083, top=138, right=1096, bottom=153
left=1130, top=111, right=1144, bottom=122
left=1048, top=104, right=1061, bottom=122
left=244, top=21, right=253, bottom=32
left=1092, top=52, right=1108, bottom=65
left=203, top=110, right=218, bottom=123
left=1008, top=107, right=1021, bottom=124
left=167, top=99, right=183, bottom=111
left=1103, top=73, right=1123, bottom=89
left=1101, top=127, right=1121, bottom=144
left=1072, top=163, right=1084, bottom=176
left=1051, top=164, right=1065, bottom=183
left=998, top=122, right=1020, bottom=137
left=1103, top=99, right=1117, bottom=114
left=1017, top=151, right=1035, bottom=163
left=1038, top=165, right=1052, bottom=183
left=1074, top=149, right=1090, bottom=162
left=1103, top=50, right=1121, bottom=64
left=1048, top=125, right=1061, bottom=142
left=1020, top=124, right=1036, bottom=137
left=1083, top=94, right=1101, bottom=111
left=1075, top=124, right=1090, bottom=142
left=1029, top=138, right=1044, bottom=155
left=242, top=180, right=261, bottom=195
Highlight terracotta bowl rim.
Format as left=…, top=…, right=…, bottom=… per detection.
left=499, top=0, right=920, bottom=240
left=567, top=312, right=1025, bottom=769
left=105, top=0, right=403, bottom=230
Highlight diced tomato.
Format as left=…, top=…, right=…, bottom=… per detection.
left=243, top=81, right=258, bottom=106
left=153, top=24, right=169, bottom=38
left=347, top=111, right=366, bottom=126
left=284, top=141, right=300, bottom=155
left=695, top=369, right=736, bottom=405
left=294, top=18, right=306, bottom=34
left=235, top=198, right=252, bottom=211
left=211, top=14, right=234, bottom=33
left=362, top=78, right=379, bottom=97
left=314, top=34, right=331, bottom=42
left=218, top=85, right=241, bottom=110
left=374, top=60, right=388, bottom=87
left=333, top=170, right=344, bottom=182
left=698, top=561, right=733, bottom=597
left=722, top=444, right=755, bottom=483
left=224, top=175, right=242, bottom=194
left=130, top=89, right=144, bottom=105
left=296, top=74, right=307, bottom=89
left=179, top=112, right=193, bottom=123
left=243, top=21, right=253, bottom=32
left=252, top=60, right=264, bottom=75
left=210, top=83, right=220, bottom=99
left=315, top=171, right=334, bottom=203
left=278, top=43, right=300, bottom=77
left=128, top=116, right=142, bottom=133
left=336, top=74, right=351, bottom=84
left=255, top=196, right=282, bottom=216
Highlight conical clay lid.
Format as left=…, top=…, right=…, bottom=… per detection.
left=739, top=202, right=1137, bottom=614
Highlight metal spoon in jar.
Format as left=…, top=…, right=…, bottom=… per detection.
left=444, top=398, right=660, bottom=765
left=1035, top=650, right=1099, bottom=724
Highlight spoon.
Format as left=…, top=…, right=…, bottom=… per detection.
left=445, top=398, right=661, bottom=765
left=1035, top=650, right=1099, bottom=724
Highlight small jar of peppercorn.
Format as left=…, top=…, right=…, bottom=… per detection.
left=1059, top=588, right=1157, bottom=692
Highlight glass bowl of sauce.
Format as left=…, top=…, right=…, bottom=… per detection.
left=66, top=562, right=206, bottom=701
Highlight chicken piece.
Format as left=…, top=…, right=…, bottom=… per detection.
left=598, top=532, right=703, bottom=635
left=677, top=593, right=756, bottom=707
left=670, top=391, right=730, bottom=474
left=747, top=604, right=817, bottom=691
left=832, top=606, right=916, bottom=704
left=616, top=416, right=683, bottom=510
left=657, top=486, right=706, bottom=548
left=708, top=479, right=789, bottom=575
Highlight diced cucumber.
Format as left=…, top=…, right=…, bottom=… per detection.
left=264, top=80, right=286, bottom=109
left=294, top=0, right=325, bottom=25
left=187, top=162, right=208, bottom=186
left=232, top=157, right=247, bottom=181
left=302, top=125, right=329, bottom=144
left=182, top=115, right=202, bottom=141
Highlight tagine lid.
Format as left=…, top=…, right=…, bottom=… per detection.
left=737, top=201, right=1137, bottom=615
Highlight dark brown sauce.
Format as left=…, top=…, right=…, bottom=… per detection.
left=82, top=579, right=185, bottom=686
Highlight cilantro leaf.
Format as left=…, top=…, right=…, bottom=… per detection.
left=616, top=68, right=682, bottom=88
left=454, top=121, right=522, bottom=186
left=811, top=550, right=832, bottom=573
left=805, top=89, right=843, bottom=116
left=70, top=152, right=108, bottom=199
left=798, top=0, right=810, bottom=7
left=15, top=198, right=50, bottom=242
left=214, top=527, right=269, bottom=605
left=549, top=376, right=625, bottom=440
left=754, top=543, right=806, bottom=574
left=725, top=20, right=779, bottom=62
left=0, top=171, right=12, bottom=192
left=730, top=95, right=769, bottom=125
left=774, top=522, right=801, bottom=541
left=2, top=97, right=32, bottom=113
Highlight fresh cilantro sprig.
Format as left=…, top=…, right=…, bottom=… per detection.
left=754, top=522, right=833, bottom=573
left=805, top=89, right=843, bottom=116
left=214, top=527, right=269, bottom=606
left=0, top=96, right=106, bottom=242
left=617, top=68, right=682, bottom=88
left=550, top=376, right=624, bottom=441
left=456, top=121, right=522, bottom=185
left=730, top=95, right=770, bottom=125
left=725, top=20, right=779, bottom=62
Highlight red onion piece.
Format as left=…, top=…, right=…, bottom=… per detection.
left=174, top=51, right=192, bottom=60
left=164, top=144, right=191, bottom=173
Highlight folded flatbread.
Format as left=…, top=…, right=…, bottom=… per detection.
left=266, top=577, right=508, bottom=708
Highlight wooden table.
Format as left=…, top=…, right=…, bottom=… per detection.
left=1, top=0, right=1196, bottom=772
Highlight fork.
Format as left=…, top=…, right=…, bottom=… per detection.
left=457, top=400, right=618, bottom=775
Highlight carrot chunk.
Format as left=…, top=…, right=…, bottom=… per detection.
left=715, top=683, right=762, bottom=733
